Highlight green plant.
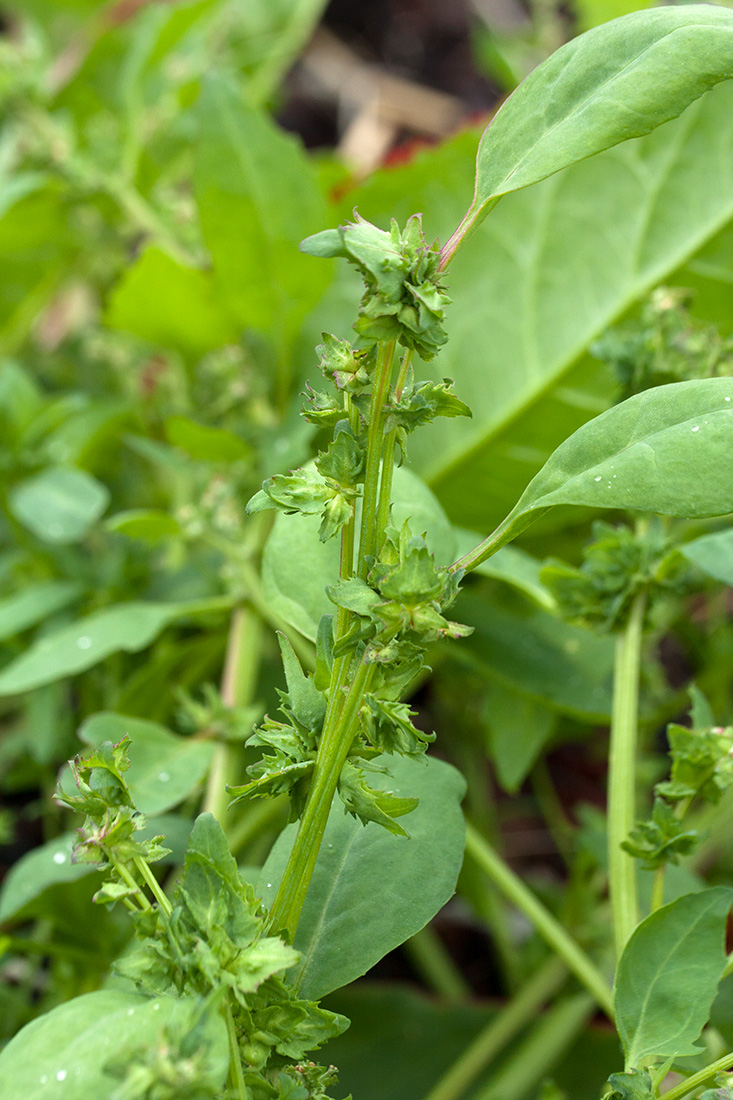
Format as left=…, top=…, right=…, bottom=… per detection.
left=4, top=3, right=733, bottom=1099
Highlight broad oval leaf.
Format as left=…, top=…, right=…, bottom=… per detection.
left=466, top=378, right=733, bottom=565
left=0, top=990, right=228, bottom=1099
left=261, top=465, right=456, bottom=640
left=259, top=754, right=466, bottom=999
left=0, top=833, right=94, bottom=924
left=8, top=467, right=109, bottom=544
left=0, top=597, right=231, bottom=696
left=614, top=886, right=733, bottom=1067
left=457, top=5, right=733, bottom=246
left=77, top=712, right=214, bottom=815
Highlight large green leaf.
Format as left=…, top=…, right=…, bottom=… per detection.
left=0, top=597, right=231, bottom=696
left=259, top=754, right=466, bottom=999
left=334, top=82, right=733, bottom=533
left=0, top=990, right=228, bottom=1098
left=194, top=77, right=329, bottom=352
left=261, top=465, right=456, bottom=640
left=457, top=5, right=733, bottom=240
left=614, top=887, right=733, bottom=1067
left=0, top=833, right=94, bottom=924
left=78, top=712, right=214, bottom=815
left=462, top=378, right=733, bottom=563
left=681, top=527, right=733, bottom=586
left=106, top=246, right=240, bottom=358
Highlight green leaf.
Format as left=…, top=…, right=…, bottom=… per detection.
left=484, top=679, right=556, bottom=792
left=164, top=415, right=251, bottom=462
left=335, top=84, right=733, bottom=534
left=479, top=379, right=733, bottom=558
left=464, top=7, right=733, bottom=230
left=259, top=753, right=466, bottom=999
left=106, top=246, right=240, bottom=359
left=0, top=990, right=228, bottom=1099
left=0, top=580, right=83, bottom=642
left=194, top=76, right=329, bottom=345
left=681, top=527, right=733, bottom=586
left=0, top=598, right=231, bottom=696
left=78, top=712, right=214, bottom=815
left=457, top=585, right=614, bottom=720
left=614, top=886, right=733, bottom=1067
left=105, top=509, right=182, bottom=544
left=261, top=465, right=456, bottom=640
left=0, top=833, right=94, bottom=923
left=8, top=467, right=109, bottom=544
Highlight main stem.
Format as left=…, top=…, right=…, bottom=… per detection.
left=358, top=339, right=396, bottom=578
left=608, top=591, right=646, bottom=959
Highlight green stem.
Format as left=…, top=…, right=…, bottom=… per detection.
left=662, top=1050, right=733, bottom=1100
left=225, top=999, right=247, bottom=1100
left=268, top=656, right=376, bottom=939
left=112, top=858, right=151, bottom=911
left=404, top=925, right=470, bottom=1002
left=650, top=866, right=666, bottom=913
left=470, top=993, right=594, bottom=1100
left=376, top=348, right=413, bottom=537
left=608, top=592, right=646, bottom=958
left=133, top=855, right=173, bottom=919
left=203, top=606, right=262, bottom=824
left=421, top=957, right=567, bottom=1100
left=465, top=823, right=614, bottom=1019
left=357, top=340, right=396, bottom=578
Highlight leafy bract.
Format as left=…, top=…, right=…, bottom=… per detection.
left=465, top=379, right=733, bottom=565
left=0, top=990, right=228, bottom=1099
left=78, top=712, right=214, bottom=815
left=457, top=5, right=733, bottom=245
left=0, top=597, right=231, bottom=696
left=8, top=467, right=109, bottom=544
left=614, top=887, right=733, bottom=1067
left=259, top=754, right=466, bottom=999
left=261, top=465, right=456, bottom=639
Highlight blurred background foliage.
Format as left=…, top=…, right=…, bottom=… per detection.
left=2, top=2, right=733, bottom=1098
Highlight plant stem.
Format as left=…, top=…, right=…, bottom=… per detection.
left=268, top=655, right=376, bottom=939
left=650, top=866, right=666, bottom=913
left=203, top=606, right=262, bottom=824
left=422, top=956, right=567, bottom=1100
left=376, top=348, right=413, bottom=537
left=225, top=999, right=247, bottom=1100
left=470, top=993, right=594, bottom=1100
left=404, top=925, right=470, bottom=1002
left=133, top=855, right=172, bottom=919
left=608, top=591, right=646, bottom=958
left=464, top=823, right=614, bottom=1019
left=113, top=858, right=151, bottom=911
left=357, top=339, right=396, bottom=578
left=662, top=1050, right=733, bottom=1100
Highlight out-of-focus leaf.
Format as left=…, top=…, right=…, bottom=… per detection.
left=194, top=77, right=329, bottom=353
left=261, top=465, right=456, bottom=639
left=78, top=711, right=214, bottom=815
left=8, top=467, right=109, bottom=544
left=106, top=246, right=240, bottom=358
left=484, top=679, right=556, bottom=791
left=681, top=528, right=733, bottom=586
left=164, top=415, right=250, bottom=462
left=0, top=834, right=93, bottom=924
left=0, top=597, right=232, bottom=696
left=259, top=754, right=466, bottom=999
left=0, top=581, right=83, bottom=642
left=105, top=509, right=182, bottom=544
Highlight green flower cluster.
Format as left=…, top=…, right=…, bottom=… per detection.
left=301, top=213, right=451, bottom=360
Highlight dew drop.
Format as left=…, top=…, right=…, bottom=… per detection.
left=594, top=475, right=602, bottom=482
left=40, top=1076, right=47, bottom=1085
left=76, top=636, right=92, bottom=650
left=691, top=425, right=700, bottom=432
left=127, top=1008, right=135, bottom=1016
left=56, top=1070, right=67, bottom=1082
left=266, top=883, right=272, bottom=889
left=153, top=1003, right=160, bottom=1011
left=726, top=396, right=731, bottom=402
left=53, top=852, right=66, bottom=865
left=158, top=771, right=169, bottom=782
